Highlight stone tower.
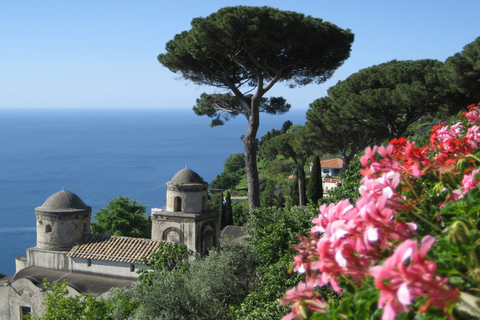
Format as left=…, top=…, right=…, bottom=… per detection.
left=35, top=189, right=91, bottom=251
left=151, top=166, right=219, bottom=254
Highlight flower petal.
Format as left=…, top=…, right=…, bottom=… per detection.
left=335, top=250, right=347, bottom=268
left=397, top=283, right=411, bottom=305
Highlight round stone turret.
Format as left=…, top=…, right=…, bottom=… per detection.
left=35, top=189, right=91, bottom=251
left=166, top=166, right=208, bottom=213
left=151, top=166, right=219, bottom=255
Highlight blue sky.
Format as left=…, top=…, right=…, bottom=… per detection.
left=1, top=1, right=479, bottom=109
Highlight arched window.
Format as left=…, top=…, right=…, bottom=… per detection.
left=162, top=227, right=185, bottom=244
left=202, top=230, right=214, bottom=255
left=174, top=196, right=182, bottom=212
left=45, top=225, right=52, bottom=233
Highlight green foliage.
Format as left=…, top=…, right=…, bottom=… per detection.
left=224, top=152, right=246, bottom=174
left=310, top=285, right=383, bottom=320
left=208, top=190, right=223, bottom=211
left=211, top=153, right=246, bottom=189
left=234, top=257, right=301, bottom=320
left=235, top=206, right=319, bottom=319
left=287, top=177, right=300, bottom=207
left=116, top=242, right=258, bottom=320
left=106, top=288, right=140, bottom=320
left=245, top=206, right=317, bottom=268
left=128, top=268, right=225, bottom=320
left=306, top=96, right=374, bottom=169
left=259, top=120, right=293, bottom=148
left=232, top=201, right=249, bottom=226
left=258, top=155, right=296, bottom=193
left=193, top=93, right=291, bottom=127
left=30, top=280, right=112, bottom=320
left=190, top=242, right=259, bottom=307
left=158, top=6, right=354, bottom=90
left=307, top=155, right=323, bottom=204
left=428, top=187, right=480, bottom=291
left=314, top=59, right=449, bottom=143
left=261, top=126, right=312, bottom=205
left=91, top=196, right=151, bottom=238
left=261, top=178, right=278, bottom=207
left=211, top=172, right=242, bottom=189
left=445, top=36, right=480, bottom=105
left=137, top=242, right=192, bottom=286
left=282, top=120, right=294, bottom=133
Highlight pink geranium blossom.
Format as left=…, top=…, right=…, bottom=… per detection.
left=464, top=104, right=480, bottom=124
left=280, top=280, right=326, bottom=320
left=466, top=125, right=480, bottom=148
left=462, top=168, right=480, bottom=193
left=370, top=236, right=459, bottom=320
left=305, top=172, right=417, bottom=294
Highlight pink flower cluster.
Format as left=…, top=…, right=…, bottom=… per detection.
left=462, top=168, right=480, bottom=192
left=280, top=281, right=326, bottom=320
left=434, top=122, right=463, bottom=145
left=453, top=168, right=480, bottom=200
left=466, top=126, right=480, bottom=148
left=281, top=103, right=480, bottom=320
left=370, top=236, right=459, bottom=320
left=281, top=170, right=419, bottom=319
left=464, top=104, right=480, bottom=124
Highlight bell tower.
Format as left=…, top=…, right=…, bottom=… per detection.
left=151, top=166, right=219, bottom=254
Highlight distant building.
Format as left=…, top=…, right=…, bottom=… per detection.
left=308, top=158, right=344, bottom=197
left=0, top=167, right=218, bottom=319
left=320, top=158, right=344, bottom=177
left=322, top=176, right=343, bottom=197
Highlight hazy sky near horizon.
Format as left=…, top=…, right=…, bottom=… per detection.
left=1, top=1, right=479, bottom=110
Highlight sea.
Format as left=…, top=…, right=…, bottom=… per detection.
left=0, top=107, right=306, bottom=275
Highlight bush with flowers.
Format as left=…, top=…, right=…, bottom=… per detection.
left=280, top=103, right=480, bottom=320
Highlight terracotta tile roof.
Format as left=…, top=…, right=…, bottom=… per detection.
left=68, top=234, right=160, bottom=264
left=320, top=158, right=344, bottom=169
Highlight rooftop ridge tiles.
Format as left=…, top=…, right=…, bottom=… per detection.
left=68, top=234, right=160, bottom=263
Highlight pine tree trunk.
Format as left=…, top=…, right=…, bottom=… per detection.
left=243, top=110, right=260, bottom=211
left=298, top=165, right=307, bottom=206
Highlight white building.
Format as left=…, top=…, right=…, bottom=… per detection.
left=0, top=167, right=218, bottom=319
left=319, top=158, right=344, bottom=177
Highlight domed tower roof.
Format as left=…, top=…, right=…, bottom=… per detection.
left=168, top=166, right=206, bottom=186
left=36, top=189, right=91, bottom=213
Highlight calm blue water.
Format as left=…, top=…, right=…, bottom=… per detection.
left=0, top=107, right=306, bottom=275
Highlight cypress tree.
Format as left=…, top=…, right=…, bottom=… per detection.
left=307, top=156, right=323, bottom=204
left=225, top=191, right=233, bottom=226
left=288, top=176, right=300, bottom=207
left=261, top=179, right=277, bottom=207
